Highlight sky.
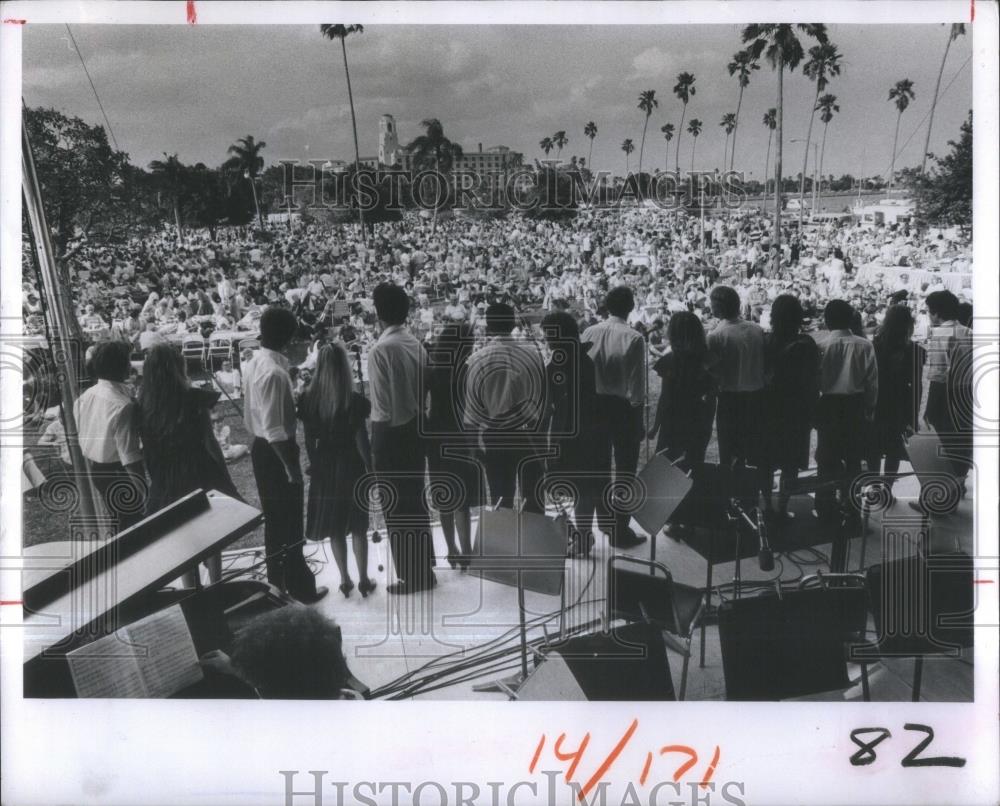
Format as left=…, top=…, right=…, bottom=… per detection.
left=22, top=24, right=973, bottom=181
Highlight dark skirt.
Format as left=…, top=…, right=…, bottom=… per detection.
left=306, top=450, right=370, bottom=539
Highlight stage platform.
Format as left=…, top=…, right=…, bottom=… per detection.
left=214, top=462, right=975, bottom=702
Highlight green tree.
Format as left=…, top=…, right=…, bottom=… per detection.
left=687, top=119, right=703, bottom=172
left=406, top=118, right=464, bottom=232
left=552, top=130, right=569, bottom=159
left=149, top=153, right=188, bottom=242
left=672, top=71, right=696, bottom=174
left=915, top=112, right=971, bottom=228
left=762, top=108, right=777, bottom=198
left=799, top=42, right=842, bottom=226
left=320, top=24, right=365, bottom=237
left=720, top=113, right=736, bottom=172
left=887, top=78, right=916, bottom=190
left=621, top=138, right=635, bottom=173
left=726, top=49, right=760, bottom=172
left=584, top=121, right=598, bottom=169
left=636, top=89, right=658, bottom=175
left=741, top=23, right=829, bottom=273
left=540, top=136, right=554, bottom=157
left=660, top=123, right=675, bottom=171
left=223, top=135, right=267, bottom=228
left=816, top=94, right=840, bottom=201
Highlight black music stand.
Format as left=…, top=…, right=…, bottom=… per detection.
left=632, top=452, right=694, bottom=564
left=467, top=506, right=567, bottom=693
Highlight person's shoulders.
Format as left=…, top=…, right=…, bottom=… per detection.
left=350, top=391, right=372, bottom=419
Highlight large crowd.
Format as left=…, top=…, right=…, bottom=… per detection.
left=25, top=205, right=975, bottom=603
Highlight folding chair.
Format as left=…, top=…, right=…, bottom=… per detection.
left=181, top=337, right=206, bottom=373
left=863, top=551, right=973, bottom=701
left=606, top=555, right=704, bottom=700
left=206, top=336, right=233, bottom=370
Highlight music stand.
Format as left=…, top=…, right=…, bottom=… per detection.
left=632, top=452, right=695, bottom=564
left=467, top=506, right=568, bottom=693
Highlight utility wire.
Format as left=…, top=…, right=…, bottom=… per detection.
left=64, top=24, right=120, bottom=151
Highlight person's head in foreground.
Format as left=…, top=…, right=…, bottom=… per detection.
left=823, top=299, right=856, bottom=332
left=259, top=306, right=299, bottom=352
left=485, top=303, right=516, bottom=336
left=925, top=289, right=961, bottom=326
left=709, top=285, right=741, bottom=321
left=605, top=286, right=635, bottom=320
left=373, top=282, right=410, bottom=328
left=229, top=606, right=348, bottom=699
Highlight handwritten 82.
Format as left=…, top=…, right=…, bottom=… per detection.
left=850, top=724, right=966, bottom=768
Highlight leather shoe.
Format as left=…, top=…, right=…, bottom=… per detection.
left=387, top=575, right=438, bottom=596
left=294, top=586, right=329, bottom=605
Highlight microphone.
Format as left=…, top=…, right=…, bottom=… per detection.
left=756, top=509, right=774, bottom=572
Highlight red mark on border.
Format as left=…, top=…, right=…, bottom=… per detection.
left=1, top=600, right=24, bottom=605
left=186, top=0, right=197, bottom=24
left=3, top=18, right=27, bottom=24
left=973, top=579, right=994, bottom=584
left=970, top=0, right=974, bottom=22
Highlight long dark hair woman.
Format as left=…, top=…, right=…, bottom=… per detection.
left=648, top=311, right=716, bottom=471
left=868, top=304, right=925, bottom=501
left=298, top=342, right=374, bottom=598
left=425, top=323, right=479, bottom=569
left=763, top=294, right=819, bottom=519
left=137, top=344, right=241, bottom=585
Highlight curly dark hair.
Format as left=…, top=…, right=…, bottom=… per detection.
left=229, top=606, right=348, bottom=699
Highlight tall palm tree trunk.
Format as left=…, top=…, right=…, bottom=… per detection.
left=675, top=104, right=687, bottom=175
left=819, top=122, right=829, bottom=203
left=888, top=110, right=902, bottom=191
left=730, top=85, right=745, bottom=172
left=588, top=139, right=594, bottom=170
left=722, top=134, right=729, bottom=174
left=799, top=84, right=820, bottom=230
left=341, top=37, right=365, bottom=242
left=764, top=132, right=771, bottom=202
left=638, top=116, right=649, bottom=175
left=173, top=199, right=183, bottom=245
left=922, top=34, right=953, bottom=174
left=691, top=139, right=697, bottom=173
left=773, top=63, right=784, bottom=276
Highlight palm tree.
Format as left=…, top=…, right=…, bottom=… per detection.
left=621, top=138, right=635, bottom=174
left=224, top=135, right=267, bottom=229
left=720, top=113, right=736, bottom=172
left=887, top=78, right=916, bottom=190
left=727, top=49, right=760, bottom=172
left=687, top=119, right=703, bottom=173
left=636, top=89, right=658, bottom=175
left=672, top=72, right=696, bottom=174
left=922, top=24, right=966, bottom=174
left=540, top=136, right=554, bottom=157
left=552, top=130, right=568, bottom=159
left=149, top=153, right=187, bottom=242
left=320, top=24, right=365, bottom=237
left=741, top=23, right=829, bottom=273
left=762, top=108, right=777, bottom=199
left=816, top=94, right=840, bottom=201
left=584, top=121, right=598, bottom=168
left=660, top=123, right=675, bottom=170
left=406, top=118, right=464, bottom=232
left=799, top=42, right=842, bottom=227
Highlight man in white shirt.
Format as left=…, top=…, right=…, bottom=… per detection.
left=581, top=286, right=647, bottom=549
left=74, top=340, right=146, bottom=530
left=368, top=283, right=436, bottom=594
left=244, top=307, right=327, bottom=603
left=464, top=303, right=547, bottom=514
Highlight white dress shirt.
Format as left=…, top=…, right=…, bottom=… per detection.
left=581, top=316, right=646, bottom=406
left=706, top=318, right=766, bottom=392
left=463, top=336, right=546, bottom=430
left=925, top=320, right=972, bottom=384
left=242, top=348, right=296, bottom=443
left=73, top=380, right=142, bottom=465
left=367, top=325, right=425, bottom=426
left=817, top=329, right=879, bottom=414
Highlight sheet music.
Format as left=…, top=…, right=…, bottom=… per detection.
left=127, top=604, right=204, bottom=698
left=67, top=636, right=146, bottom=699
left=66, top=605, right=202, bottom=698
